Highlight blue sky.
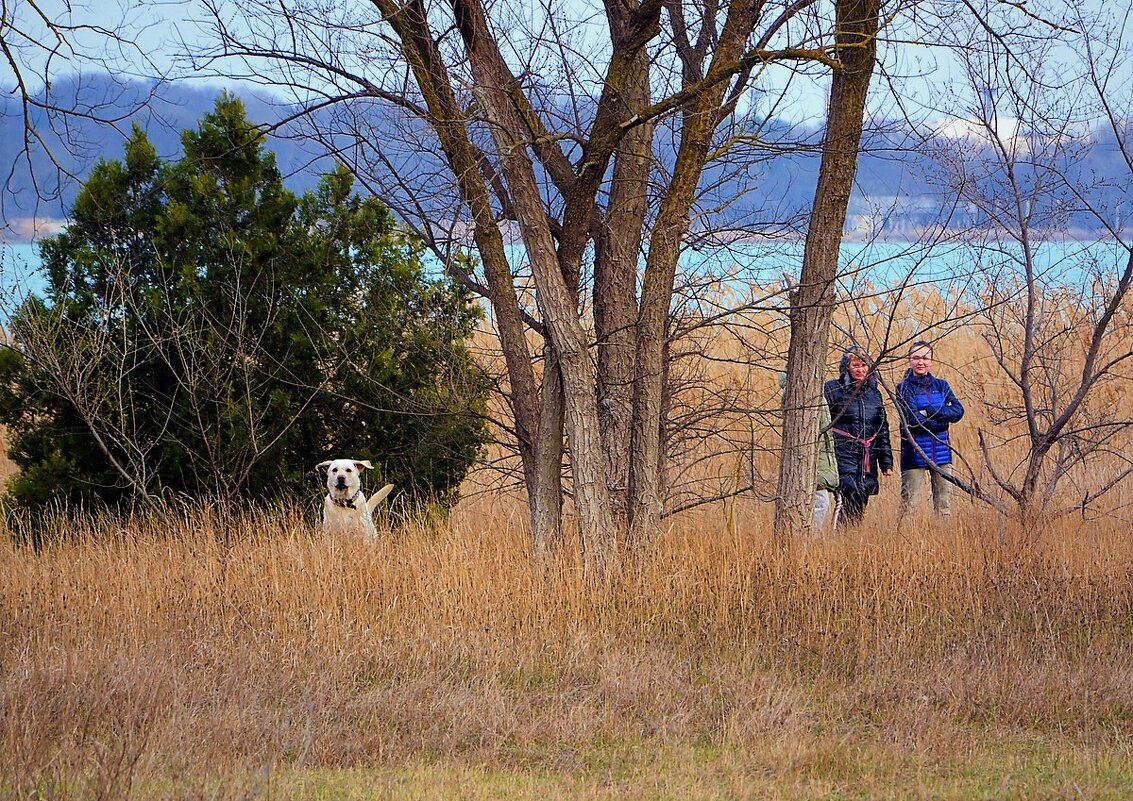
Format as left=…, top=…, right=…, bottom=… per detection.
left=10, top=0, right=1129, bottom=132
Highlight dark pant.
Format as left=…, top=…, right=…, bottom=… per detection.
left=839, top=489, right=870, bottom=526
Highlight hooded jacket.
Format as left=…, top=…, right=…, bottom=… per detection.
left=895, top=369, right=964, bottom=470
left=780, top=372, right=840, bottom=492
left=823, top=349, right=894, bottom=497
left=816, top=397, right=840, bottom=491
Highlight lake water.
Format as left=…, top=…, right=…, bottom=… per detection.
left=3, top=237, right=1128, bottom=319
left=675, top=238, right=1129, bottom=289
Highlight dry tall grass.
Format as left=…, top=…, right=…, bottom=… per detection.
left=3, top=496, right=1133, bottom=798
left=4, top=285, right=1133, bottom=797
left=465, top=283, right=1133, bottom=520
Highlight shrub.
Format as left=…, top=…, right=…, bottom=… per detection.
left=0, top=95, right=489, bottom=515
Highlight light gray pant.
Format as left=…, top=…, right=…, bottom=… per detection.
left=813, top=489, right=832, bottom=531
left=901, top=463, right=953, bottom=515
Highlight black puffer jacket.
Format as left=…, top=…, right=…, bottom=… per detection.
left=823, top=349, right=894, bottom=497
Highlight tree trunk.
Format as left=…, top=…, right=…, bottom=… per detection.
left=774, top=0, right=881, bottom=539
left=628, top=6, right=761, bottom=543
left=532, top=343, right=564, bottom=554
left=379, top=0, right=545, bottom=541
left=446, top=0, right=617, bottom=565
left=594, top=44, right=653, bottom=534
left=777, top=315, right=830, bottom=536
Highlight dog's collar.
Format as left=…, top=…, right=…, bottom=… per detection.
left=330, top=490, right=363, bottom=510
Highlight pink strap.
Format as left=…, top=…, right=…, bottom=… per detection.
left=832, top=427, right=877, bottom=473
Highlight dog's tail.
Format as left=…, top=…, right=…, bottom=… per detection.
left=367, top=483, right=395, bottom=513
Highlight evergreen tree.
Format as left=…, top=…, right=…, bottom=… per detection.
left=0, top=95, right=489, bottom=514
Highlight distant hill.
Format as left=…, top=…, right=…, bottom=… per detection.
left=0, top=76, right=332, bottom=240
left=1, top=74, right=1128, bottom=242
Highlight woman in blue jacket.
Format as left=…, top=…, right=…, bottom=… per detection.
left=824, top=346, right=894, bottom=526
left=895, top=340, right=964, bottom=515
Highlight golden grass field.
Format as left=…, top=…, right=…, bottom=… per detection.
left=3, top=289, right=1133, bottom=799
left=3, top=498, right=1133, bottom=800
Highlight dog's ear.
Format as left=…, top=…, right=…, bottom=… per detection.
left=355, top=460, right=373, bottom=471
left=315, top=460, right=333, bottom=471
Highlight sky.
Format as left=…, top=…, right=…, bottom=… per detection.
left=7, top=0, right=1129, bottom=132
left=6, top=0, right=226, bottom=95
left=2, top=0, right=1129, bottom=246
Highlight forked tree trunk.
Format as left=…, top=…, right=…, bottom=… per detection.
left=627, top=3, right=762, bottom=542
left=448, top=0, right=619, bottom=565
left=594, top=43, right=653, bottom=534
left=377, top=0, right=547, bottom=545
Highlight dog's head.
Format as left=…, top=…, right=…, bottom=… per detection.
left=316, top=459, right=373, bottom=500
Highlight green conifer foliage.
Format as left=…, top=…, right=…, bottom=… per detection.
left=0, top=95, right=489, bottom=515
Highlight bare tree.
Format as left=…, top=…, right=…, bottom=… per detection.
left=178, top=0, right=913, bottom=563
left=4, top=252, right=319, bottom=510
left=908, top=0, right=1133, bottom=526
left=6, top=273, right=170, bottom=508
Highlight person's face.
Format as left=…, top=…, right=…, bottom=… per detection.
left=909, top=346, right=932, bottom=377
left=848, top=355, right=870, bottom=382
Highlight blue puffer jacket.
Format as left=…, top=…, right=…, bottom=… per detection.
left=895, top=370, right=964, bottom=470
left=823, top=350, right=893, bottom=498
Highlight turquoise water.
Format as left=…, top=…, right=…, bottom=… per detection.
left=675, top=238, right=1130, bottom=290
left=4, top=237, right=1127, bottom=315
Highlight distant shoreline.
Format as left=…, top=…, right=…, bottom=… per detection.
left=2, top=217, right=1121, bottom=247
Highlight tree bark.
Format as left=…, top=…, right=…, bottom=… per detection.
left=532, top=343, right=564, bottom=554
left=774, top=0, right=881, bottom=539
left=628, top=5, right=761, bottom=543
left=378, top=0, right=547, bottom=541
left=451, top=0, right=617, bottom=565
left=594, top=40, right=653, bottom=532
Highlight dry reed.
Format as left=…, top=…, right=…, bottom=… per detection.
left=3, top=495, right=1133, bottom=798
left=3, top=286, right=1133, bottom=797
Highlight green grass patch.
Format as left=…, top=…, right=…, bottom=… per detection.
left=184, top=734, right=1133, bottom=801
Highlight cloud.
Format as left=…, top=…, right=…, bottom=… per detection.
left=933, top=116, right=1020, bottom=141
left=932, top=116, right=1028, bottom=154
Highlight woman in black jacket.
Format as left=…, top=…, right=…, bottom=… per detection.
left=823, top=346, right=894, bottom=526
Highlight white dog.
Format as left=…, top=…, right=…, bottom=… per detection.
left=317, top=459, right=394, bottom=538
